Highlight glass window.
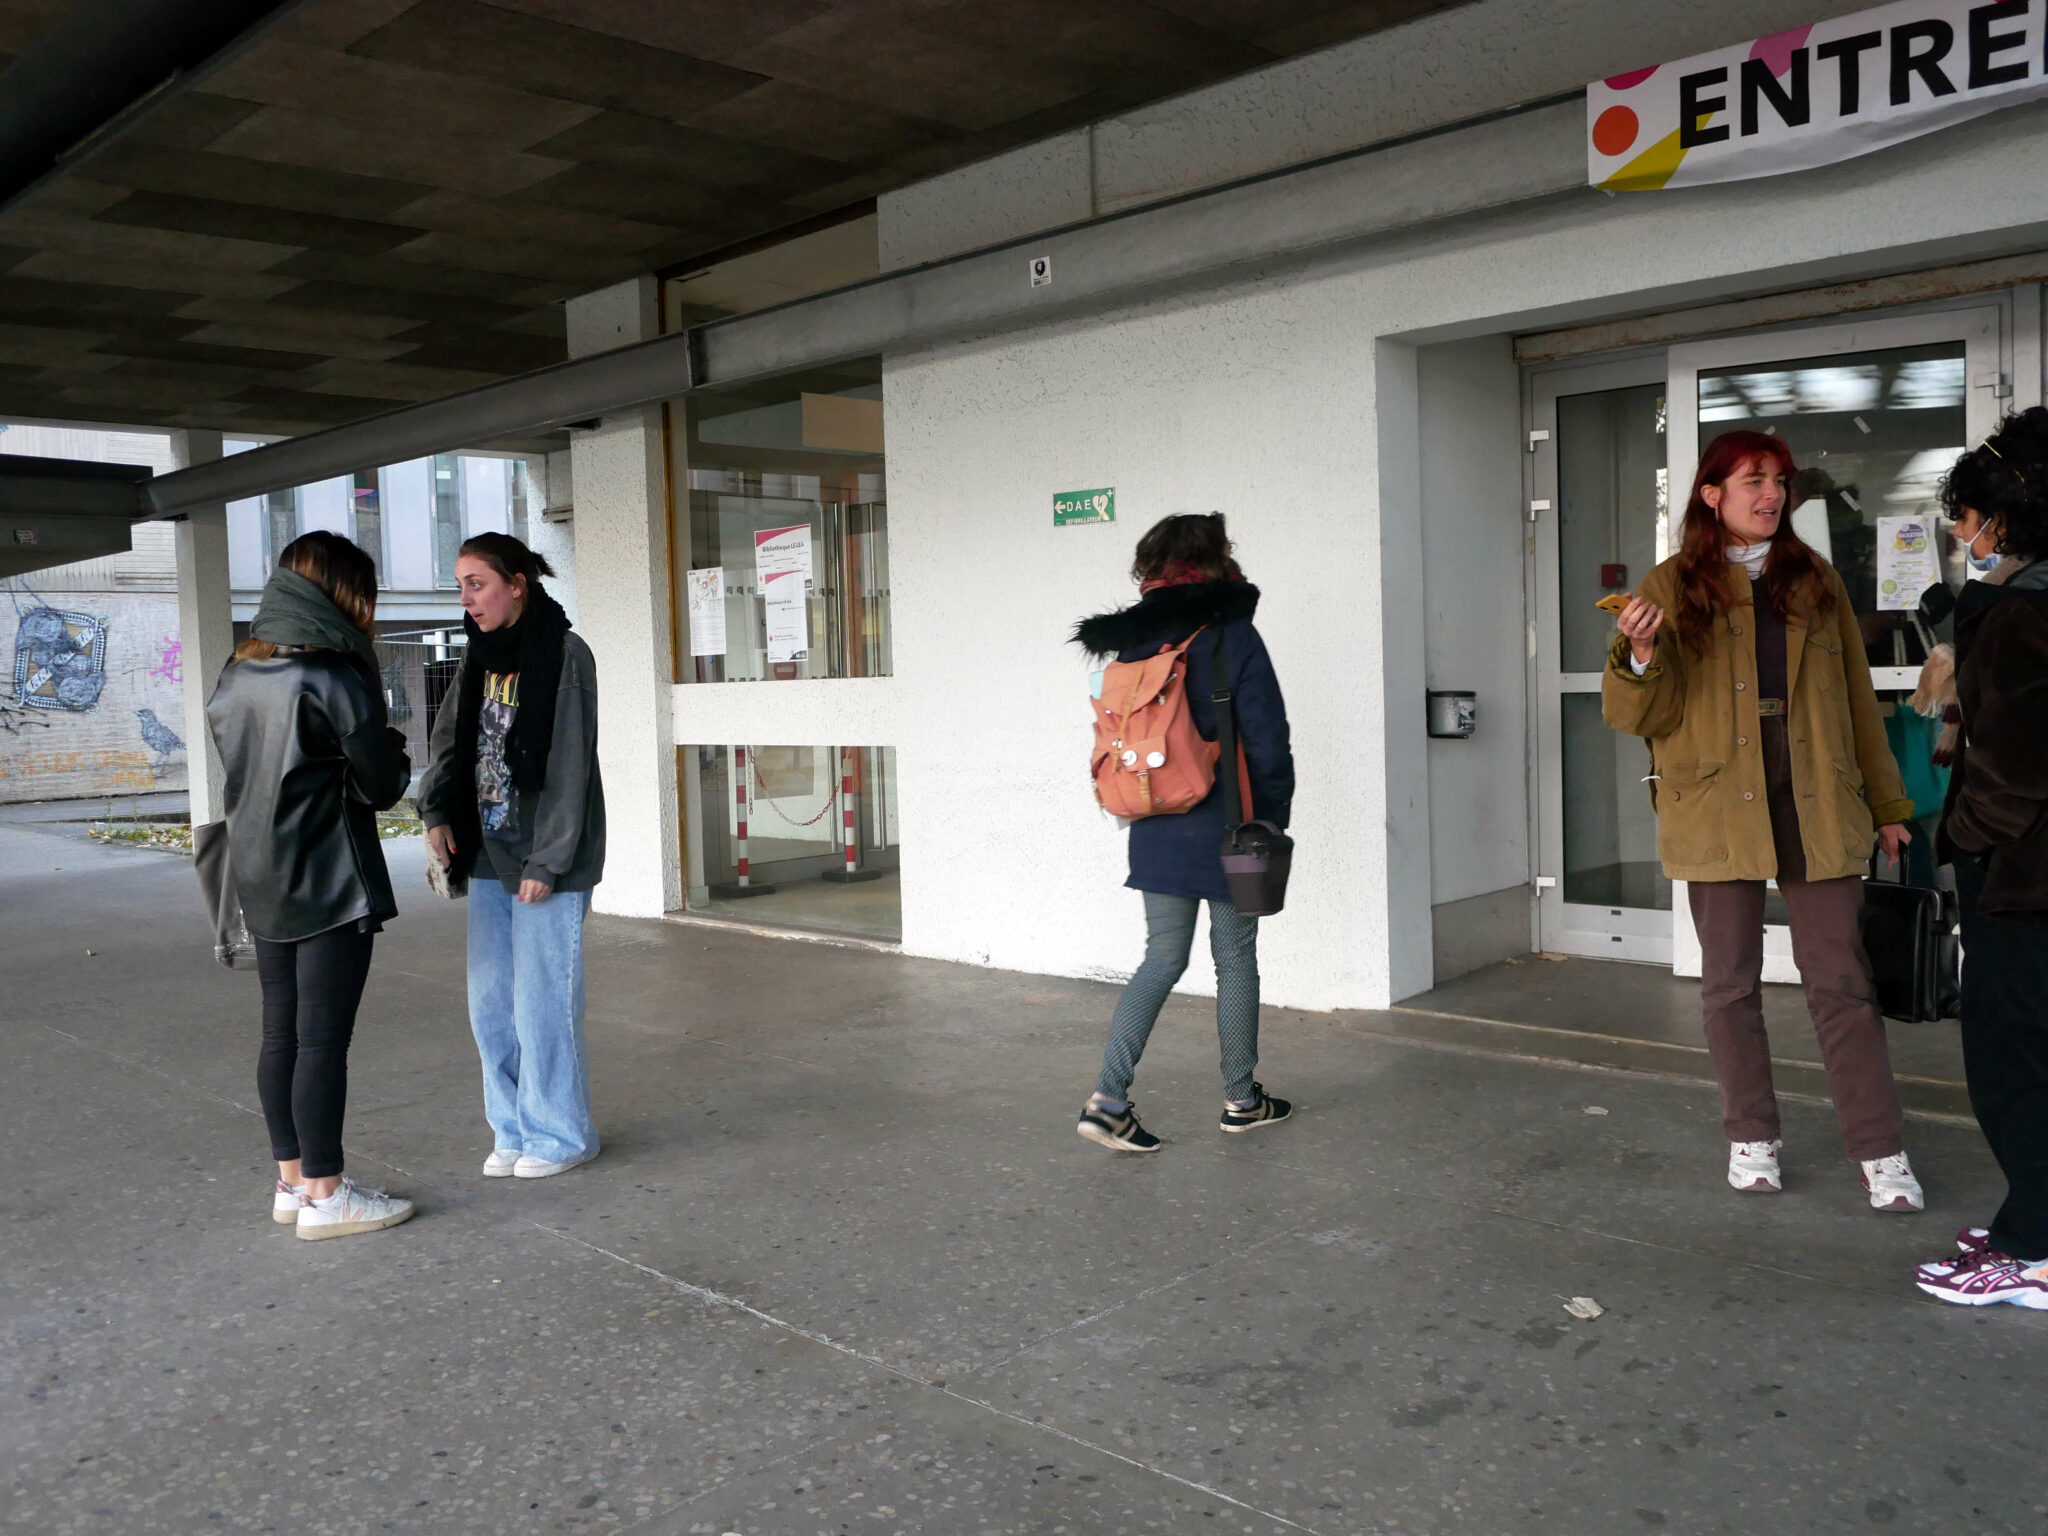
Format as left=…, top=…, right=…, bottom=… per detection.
left=670, top=360, right=890, bottom=683
left=351, top=470, right=383, bottom=583
left=431, top=453, right=463, bottom=588
left=1698, top=341, right=1966, bottom=669
left=263, top=488, right=297, bottom=570
left=681, top=742, right=900, bottom=942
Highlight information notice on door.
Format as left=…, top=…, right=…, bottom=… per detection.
left=1876, top=513, right=1942, bottom=610
left=686, top=567, right=726, bottom=657
left=1588, top=1, right=2048, bottom=193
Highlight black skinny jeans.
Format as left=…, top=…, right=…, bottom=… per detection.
left=1956, top=854, right=2048, bottom=1261
left=255, top=925, right=375, bottom=1179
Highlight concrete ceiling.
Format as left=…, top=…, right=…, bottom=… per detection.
left=0, top=0, right=1463, bottom=441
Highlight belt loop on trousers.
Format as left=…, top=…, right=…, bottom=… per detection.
left=1757, top=697, right=1787, bottom=716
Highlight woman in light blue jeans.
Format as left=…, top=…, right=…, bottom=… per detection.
left=421, top=534, right=608, bottom=1179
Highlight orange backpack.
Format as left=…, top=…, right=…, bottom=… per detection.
left=1088, top=630, right=1220, bottom=819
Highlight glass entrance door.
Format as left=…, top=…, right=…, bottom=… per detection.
left=1531, top=356, right=1675, bottom=961
left=1666, top=305, right=2003, bottom=978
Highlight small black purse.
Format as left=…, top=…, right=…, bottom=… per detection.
left=1210, top=629, right=1293, bottom=918
left=1859, top=858, right=1960, bottom=1023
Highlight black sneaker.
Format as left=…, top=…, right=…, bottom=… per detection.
left=1220, top=1083, right=1292, bottom=1133
left=1076, top=1100, right=1162, bottom=1153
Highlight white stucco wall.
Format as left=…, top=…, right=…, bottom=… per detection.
left=881, top=88, right=2048, bottom=1008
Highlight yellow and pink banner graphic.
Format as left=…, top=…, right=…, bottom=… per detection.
left=1588, top=0, right=2048, bottom=191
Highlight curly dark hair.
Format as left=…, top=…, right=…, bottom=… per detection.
left=1940, top=405, right=2048, bottom=562
left=1131, top=512, right=1242, bottom=585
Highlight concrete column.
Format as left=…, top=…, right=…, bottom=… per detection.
left=566, top=276, right=681, bottom=917
left=1371, top=341, right=1437, bottom=1003
left=169, top=429, right=232, bottom=826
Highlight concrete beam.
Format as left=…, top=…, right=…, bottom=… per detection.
left=142, top=94, right=1587, bottom=516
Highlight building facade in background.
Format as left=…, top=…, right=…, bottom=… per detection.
left=1, top=426, right=561, bottom=803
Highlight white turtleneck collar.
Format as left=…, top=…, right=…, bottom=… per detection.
left=1727, top=540, right=1771, bottom=580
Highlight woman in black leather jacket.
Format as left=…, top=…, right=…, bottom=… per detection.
left=207, top=532, right=416, bottom=1242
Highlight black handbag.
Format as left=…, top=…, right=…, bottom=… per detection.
left=191, top=819, right=258, bottom=970
left=1210, top=629, right=1292, bottom=918
left=1859, top=859, right=1960, bottom=1023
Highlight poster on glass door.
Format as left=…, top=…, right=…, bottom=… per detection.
left=1875, top=514, right=1942, bottom=610
left=1588, top=0, right=2048, bottom=193
left=686, top=566, right=726, bottom=656
left=754, top=524, right=813, bottom=664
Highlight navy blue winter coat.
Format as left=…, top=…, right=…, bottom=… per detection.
left=1074, top=580, right=1294, bottom=904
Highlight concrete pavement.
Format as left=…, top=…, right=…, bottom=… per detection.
left=4, top=820, right=2045, bottom=1535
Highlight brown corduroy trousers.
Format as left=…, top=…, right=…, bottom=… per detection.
left=1685, top=716, right=1904, bottom=1161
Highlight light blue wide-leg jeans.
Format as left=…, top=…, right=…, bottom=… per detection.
left=467, top=879, right=597, bottom=1164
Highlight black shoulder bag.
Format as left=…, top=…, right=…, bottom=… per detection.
left=1210, top=627, right=1293, bottom=917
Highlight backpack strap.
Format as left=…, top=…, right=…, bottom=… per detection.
left=1210, top=626, right=1249, bottom=830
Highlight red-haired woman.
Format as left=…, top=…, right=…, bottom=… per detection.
left=1604, top=430, right=1923, bottom=1211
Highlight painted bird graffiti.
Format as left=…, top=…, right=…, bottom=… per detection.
left=135, top=708, right=184, bottom=767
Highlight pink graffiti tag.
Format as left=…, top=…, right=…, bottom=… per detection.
left=149, top=635, right=182, bottom=684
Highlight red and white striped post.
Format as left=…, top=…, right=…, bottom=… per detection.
left=839, top=745, right=857, bottom=878
left=822, top=744, right=883, bottom=883
left=733, top=744, right=752, bottom=887
left=711, top=744, right=776, bottom=897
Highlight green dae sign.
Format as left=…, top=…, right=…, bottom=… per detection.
left=1054, top=487, right=1114, bottom=526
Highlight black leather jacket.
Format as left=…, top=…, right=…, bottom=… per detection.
left=207, top=649, right=411, bottom=942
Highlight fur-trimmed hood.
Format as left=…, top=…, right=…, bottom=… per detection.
left=1071, top=580, right=1261, bottom=660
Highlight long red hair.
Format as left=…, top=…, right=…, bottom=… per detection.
left=1672, top=430, right=1835, bottom=656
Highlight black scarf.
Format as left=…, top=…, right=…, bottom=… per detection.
left=445, top=583, right=571, bottom=878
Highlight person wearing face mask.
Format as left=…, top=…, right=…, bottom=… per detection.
left=1912, top=411, right=2048, bottom=1309
left=420, top=533, right=606, bottom=1180
left=1604, top=430, right=1922, bottom=1212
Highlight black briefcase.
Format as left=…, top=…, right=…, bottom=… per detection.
left=1859, top=864, right=1960, bottom=1023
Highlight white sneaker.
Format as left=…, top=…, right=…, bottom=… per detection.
left=482, top=1149, right=521, bottom=1178
left=271, top=1180, right=305, bottom=1225
left=513, top=1150, right=595, bottom=1179
left=296, top=1177, right=416, bottom=1241
left=1861, top=1152, right=1925, bottom=1213
left=1728, top=1139, right=1783, bottom=1193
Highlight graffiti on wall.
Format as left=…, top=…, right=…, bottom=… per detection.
left=2, top=588, right=185, bottom=800
left=12, top=604, right=110, bottom=712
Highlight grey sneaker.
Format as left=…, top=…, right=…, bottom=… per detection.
left=297, top=1177, right=416, bottom=1241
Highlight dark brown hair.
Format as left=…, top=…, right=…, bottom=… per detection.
left=233, top=530, right=378, bottom=662
left=458, top=531, right=556, bottom=595
left=1941, top=405, right=2048, bottom=562
left=1132, top=512, right=1243, bottom=585
left=1672, top=430, right=1834, bottom=656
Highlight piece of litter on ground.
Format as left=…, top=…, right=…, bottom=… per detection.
left=1584, top=1106, right=1609, bottom=1116
left=1562, top=1296, right=1604, bottom=1320
left=84, top=949, right=96, bottom=957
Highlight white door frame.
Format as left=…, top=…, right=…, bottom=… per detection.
left=1665, top=302, right=2008, bottom=979
left=1528, top=352, right=1672, bottom=963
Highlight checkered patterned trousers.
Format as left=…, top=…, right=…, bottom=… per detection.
left=1097, top=891, right=1261, bottom=1104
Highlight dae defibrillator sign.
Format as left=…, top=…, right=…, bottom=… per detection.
left=1055, top=488, right=1115, bottom=526
left=1589, top=0, right=2048, bottom=192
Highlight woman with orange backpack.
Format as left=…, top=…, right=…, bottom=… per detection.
left=1070, top=513, right=1295, bottom=1152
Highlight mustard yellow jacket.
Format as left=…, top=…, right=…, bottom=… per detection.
left=1602, top=556, right=1913, bottom=883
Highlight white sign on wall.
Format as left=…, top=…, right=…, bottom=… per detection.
left=1588, top=1, right=2048, bottom=192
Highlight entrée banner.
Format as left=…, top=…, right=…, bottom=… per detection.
left=1588, top=0, right=2048, bottom=192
